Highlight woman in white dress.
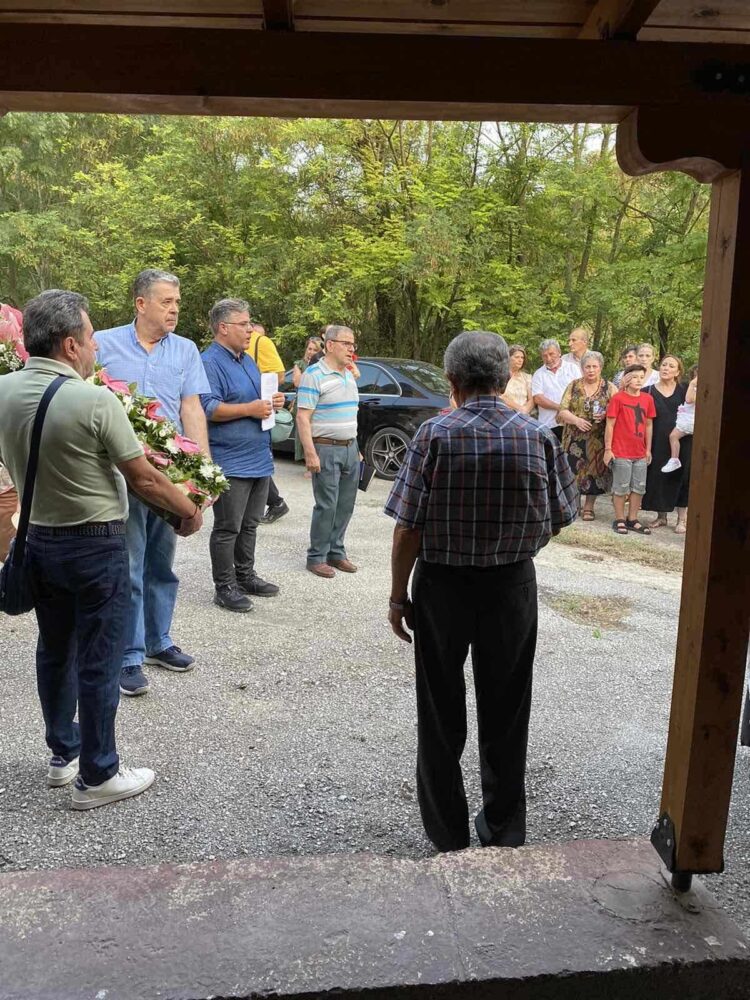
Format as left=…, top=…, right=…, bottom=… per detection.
left=501, top=344, right=534, bottom=414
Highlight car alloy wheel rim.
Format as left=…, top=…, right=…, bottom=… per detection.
left=371, top=433, right=408, bottom=475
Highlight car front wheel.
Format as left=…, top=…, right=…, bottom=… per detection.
left=365, top=426, right=411, bottom=480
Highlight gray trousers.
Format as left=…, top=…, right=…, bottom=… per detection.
left=307, top=441, right=359, bottom=565
left=209, top=476, right=270, bottom=588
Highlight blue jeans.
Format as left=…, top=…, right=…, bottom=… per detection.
left=124, top=495, right=178, bottom=668
left=307, top=441, right=359, bottom=565
left=27, top=530, right=129, bottom=786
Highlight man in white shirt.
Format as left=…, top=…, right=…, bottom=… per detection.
left=561, top=327, right=590, bottom=370
left=531, top=339, right=580, bottom=440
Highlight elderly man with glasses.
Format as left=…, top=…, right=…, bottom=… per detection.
left=296, top=325, right=360, bottom=579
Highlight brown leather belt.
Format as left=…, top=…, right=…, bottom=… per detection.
left=313, top=437, right=355, bottom=446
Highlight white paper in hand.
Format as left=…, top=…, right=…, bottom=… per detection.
left=260, top=373, right=278, bottom=431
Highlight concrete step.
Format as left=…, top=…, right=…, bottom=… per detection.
left=1, top=838, right=748, bottom=999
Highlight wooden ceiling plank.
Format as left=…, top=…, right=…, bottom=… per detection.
left=0, top=1, right=261, bottom=11
left=294, top=0, right=591, bottom=26
left=295, top=20, right=581, bottom=36
left=0, top=12, right=263, bottom=26
left=648, top=0, right=750, bottom=30
left=641, top=26, right=750, bottom=43
left=579, top=0, right=663, bottom=39
left=1, top=25, right=750, bottom=115
left=262, top=0, right=294, bottom=30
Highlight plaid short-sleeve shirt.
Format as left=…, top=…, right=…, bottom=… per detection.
left=384, top=396, right=578, bottom=566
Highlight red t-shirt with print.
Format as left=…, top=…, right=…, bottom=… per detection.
left=606, top=390, right=656, bottom=459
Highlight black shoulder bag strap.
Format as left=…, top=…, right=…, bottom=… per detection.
left=253, top=332, right=266, bottom=365
left=11, top=374, right=70, bottom=567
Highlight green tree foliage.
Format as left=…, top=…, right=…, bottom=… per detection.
left=0, top=114, right=708, bottom=370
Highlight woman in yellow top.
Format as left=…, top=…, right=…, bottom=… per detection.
left=500, top=344, right=534, bottom=414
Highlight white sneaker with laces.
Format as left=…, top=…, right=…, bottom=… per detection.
left=661, top=457, right=682, bottom=473
left=47, top=755, right=79, bottom=788
left=71, top=766, right=155, bottom=810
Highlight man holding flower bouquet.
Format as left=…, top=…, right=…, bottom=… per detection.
left=200, top=299, right=286, bottom=612
left=96, top=270, right=211, bottom=697
left=0, top=290, right=203, bottom=809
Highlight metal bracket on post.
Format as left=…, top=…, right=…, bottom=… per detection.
left=651, top=813, right=693, bottom=892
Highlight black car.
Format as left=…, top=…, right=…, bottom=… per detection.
left=276, top=357, right=451, bottom=479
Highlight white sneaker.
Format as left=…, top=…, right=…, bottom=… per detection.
left=661, top=457, right=682, bottom=473
left=71, top=766, right=155, bottom=811
left=47, top=755, right=79, bottom=788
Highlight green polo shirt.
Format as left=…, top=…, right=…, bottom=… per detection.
left=0, top=357, right=143, bottom=526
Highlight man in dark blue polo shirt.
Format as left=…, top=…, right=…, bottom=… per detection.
left=200, top=299, right=285, bottom=612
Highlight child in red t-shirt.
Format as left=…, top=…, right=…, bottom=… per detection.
left=604, top=364, right=656, bottom=536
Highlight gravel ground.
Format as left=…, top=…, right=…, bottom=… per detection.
left=1, top=458, right=749, bottom=936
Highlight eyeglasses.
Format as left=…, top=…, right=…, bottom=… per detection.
left=225, top=320, right=252, bottom=329
left=330, top=340, right=357, bottom=351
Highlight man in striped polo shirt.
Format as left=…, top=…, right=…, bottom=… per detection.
left=296, top=325, right=360, bottom=579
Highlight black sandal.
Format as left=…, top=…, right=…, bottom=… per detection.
left=612, top=519, right=628, bottom=535
left=626, top=519, right=651, bottom=535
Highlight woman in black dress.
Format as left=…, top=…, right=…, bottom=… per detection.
left=641, top=354, right=691, bottom=533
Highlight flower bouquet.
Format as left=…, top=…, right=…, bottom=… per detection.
left=0, top=304, right=28, bottom=375
left=91, top=367, right=229, bottom=527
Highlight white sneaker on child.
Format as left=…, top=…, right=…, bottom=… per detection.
left=661, top=457, right=682, bottom=473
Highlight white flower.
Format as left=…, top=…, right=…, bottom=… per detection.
left=164, top=439, right=179, bottom=455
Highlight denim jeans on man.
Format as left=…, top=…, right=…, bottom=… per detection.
left=210, top=476, right=270, bottom=587
left=27, top=530, right=129, bottom=786
left=123, top=495, right=178, bottom=668
left=308, top=440, right=359, bottom=565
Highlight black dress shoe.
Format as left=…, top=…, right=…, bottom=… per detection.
left=237, top=575, right=280, bottom=597
left=213, top=585, right=253, bottom=612
left=260, top=501, right=289, bottom=524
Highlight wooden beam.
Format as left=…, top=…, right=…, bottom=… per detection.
left=579, top=0, right=662, bottom=39
left=262, top=0, right=294, bottom=30
left=618, top=112, right=750, bottom=875
left=1, top=25, right=750, bottom=118
left=660, top=163, right=750, bottom=874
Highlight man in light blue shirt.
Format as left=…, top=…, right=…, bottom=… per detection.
left=296, top=325, right=360, bottom=579
left=200, top=298, right=285, bottom=612
left=96, top=269, right=210, bottom=697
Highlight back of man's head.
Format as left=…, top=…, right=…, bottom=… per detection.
left=444, top=331, right=510, bottom=395
left=23, top=290, right=89, bottom=358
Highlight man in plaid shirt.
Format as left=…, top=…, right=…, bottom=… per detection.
left=385, top=331, right=578, bottom=853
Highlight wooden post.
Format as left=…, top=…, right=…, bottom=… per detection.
left=654, top=160, right=750, bottom=875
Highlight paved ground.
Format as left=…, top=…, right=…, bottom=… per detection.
left=2, top=458, right=749, bottom=937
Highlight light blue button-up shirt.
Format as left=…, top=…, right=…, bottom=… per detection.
left=95, top=321, right=210, bottom=432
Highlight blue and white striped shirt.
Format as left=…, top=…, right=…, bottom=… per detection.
left=297, top=359, right=359, bottom=440
left=95, top=321, right=210, bottom=432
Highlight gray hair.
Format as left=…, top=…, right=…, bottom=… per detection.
left=324, top=325, right=353, bottom=345
left=444, top=331, right=509, bottom=394
left=209, top=297, right=250, bottom=335
left=539, top=338, right=560, bottom=354
left=570, top=327, right=590, bottom=343
left=581, top=350, right=604, bottom=369
left=133, top=268, right=180, bottom=301
left=23, top=290, right=89, bottom=358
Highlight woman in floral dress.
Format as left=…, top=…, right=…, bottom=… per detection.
left=557, top=350, right=615, bottom=520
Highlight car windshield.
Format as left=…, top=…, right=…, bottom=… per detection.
left=391, top=361, right=451, bottom=396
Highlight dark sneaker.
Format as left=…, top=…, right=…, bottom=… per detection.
left=144, top=645, right=195, bottom=672
left=237, top=575, right=280, bottom=597
left=213, top=585, right=254, bottom=613
left=260, top=501, right=289, bottom=525
left=120, top=664, right=150, bottom=697
left=48, top=755, right=80, bottom=788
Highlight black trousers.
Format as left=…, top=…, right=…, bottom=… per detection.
left=209, top=476, right=269, bottom=587
left=412, top=557, right=537, bottom=852
left=266, top=477, right=284, bottom=508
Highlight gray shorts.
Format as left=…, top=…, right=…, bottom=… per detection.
left=612, top=458, right=648, bottom=496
